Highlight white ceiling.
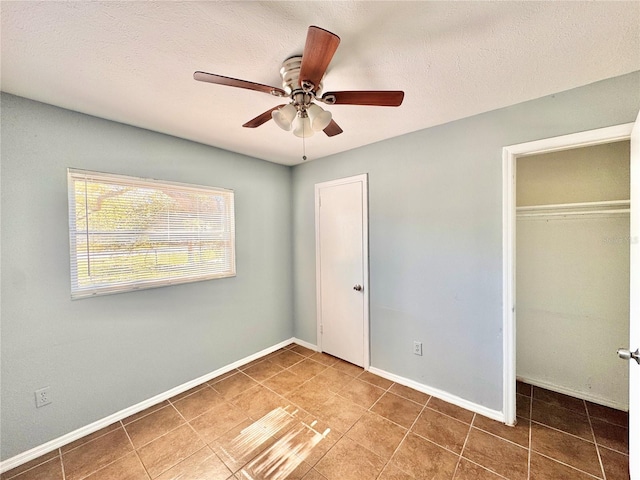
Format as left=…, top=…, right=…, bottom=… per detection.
left=1, top=1, right=639, bottom=166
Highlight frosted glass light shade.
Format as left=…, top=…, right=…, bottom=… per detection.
left=307, top=103, right=332, bottom=131
left=293, top=115, right=314, bottom=138
left=271, top=103, right=297, bottom=131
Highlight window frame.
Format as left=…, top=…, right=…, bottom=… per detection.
left=67, top=168, right=236, bottom=299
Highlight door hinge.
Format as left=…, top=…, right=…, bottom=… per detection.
left=320, top=324, right=323, bottom=334
left=319, top=196, right=322, bottom=207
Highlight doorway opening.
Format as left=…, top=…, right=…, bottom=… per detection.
left=503, top=124, right=635, bottom=477
left=515, top=140, right=630, bottom=410
left=502, top=123, right=634, bottom=424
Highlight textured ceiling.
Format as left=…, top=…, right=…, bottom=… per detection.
left=1, top=1, right=639, bottom=166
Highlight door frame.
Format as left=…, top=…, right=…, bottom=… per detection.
left=502, top=123, right=635, bottom=425
left=315, top=174, right=370, bottom=369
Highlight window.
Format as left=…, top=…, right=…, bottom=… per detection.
left=68, top=169, right=235, bottom=299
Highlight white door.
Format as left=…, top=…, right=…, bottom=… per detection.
left=315, top=175, right=369, bottom=367
left=626, top=113, right=639, bottom=479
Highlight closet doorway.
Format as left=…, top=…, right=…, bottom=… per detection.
left=502, top=120, right=639, bottom=478
left=515, top=140, right=630, bottom=410
left=502, top=122, right=636, bottom=424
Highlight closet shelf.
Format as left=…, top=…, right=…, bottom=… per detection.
left=516, top=200, right=630, bottom=218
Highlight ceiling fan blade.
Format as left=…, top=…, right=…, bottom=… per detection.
left=299, top=26, right=340, bottom=90
left=194, top=71, right=286, bottom=97
left=242, top=105, right=286, bottom=128
left=322, top=90, right=405, bottom=107
left=323, top=120, right=343, bottom=137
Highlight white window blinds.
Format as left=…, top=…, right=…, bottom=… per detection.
left=68, top=169, right=235, bottom=299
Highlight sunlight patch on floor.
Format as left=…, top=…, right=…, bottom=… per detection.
left=217, top=406, right=330, bottom=480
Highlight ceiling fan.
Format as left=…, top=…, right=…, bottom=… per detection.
left=194, top=26, right=404, bottom=139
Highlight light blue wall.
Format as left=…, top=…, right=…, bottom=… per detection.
left=0, top=93, right=293, bottom=460
left=291, top=71, right=640, bottom=411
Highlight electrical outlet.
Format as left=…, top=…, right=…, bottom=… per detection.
left=35, top=387, right=51, bottom=408
left=413, top=341, right=423, bottom=356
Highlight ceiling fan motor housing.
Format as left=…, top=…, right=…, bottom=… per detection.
left=280, top=56, right=323, bottom=98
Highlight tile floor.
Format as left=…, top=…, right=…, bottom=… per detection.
left=1, top=343, right=630, bottom=480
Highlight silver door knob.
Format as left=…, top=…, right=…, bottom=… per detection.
left=353, top=284, right=363, bottom=291
left=617, top=348, right=640, bottom=365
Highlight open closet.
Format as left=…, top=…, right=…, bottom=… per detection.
left=515, top=140, right=630, bottom=410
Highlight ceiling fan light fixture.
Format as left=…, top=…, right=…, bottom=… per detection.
left=307, top=103, right=332, bottom=132
left=293, top=114, right=314, bottom=138
left=271, top=103, right=297, bottom=131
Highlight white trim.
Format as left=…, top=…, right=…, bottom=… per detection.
left=314, top=174, right=370, bottom=369
left=517, top=376, right=628, bottom=412
left=315, top=183, right=322, bottom=354
left=502, top=144, right=517, bottom=426
left=502, top=122, right=634, bottom=426
left=291, top=337, right=320, bottom=352
left=368, top=366, right=504, bottom=423
left=503, top=123, right=634, bottom=157
left=0, top=338, right=297, bottom=474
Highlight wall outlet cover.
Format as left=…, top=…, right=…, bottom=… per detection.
left=35, top=387, right=51, bottom=408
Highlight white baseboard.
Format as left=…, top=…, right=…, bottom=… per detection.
left=291, top=337, right=319, bottom=352
left=516, top=375, right=629, bottom=412
left=0, top=338, right=297, bottom=474
left=368, top=367, right=505, bottom=423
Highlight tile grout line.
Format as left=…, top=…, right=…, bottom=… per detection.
left=529, top=418, right=602, bottom=446
left=153, top=401, right=233, bottom=479
left=1, top=451, right=59, bottom=480
left=451, top=412, right=475, bottom=478
left=420, top=404, right=475, bottom=428
left=394, top=422, right=468, bottom=459
left=167, top=383, right=212, bottom=405
left=373, top=396, right=430, bottom=480
left=528, top=384, right=610, bottom=480
left=56, top=424, right=121, bottom=456
left=58, top=448, right=66, bottom=480
left=471, top=424, right=529, bottom=451
left=527, top=390, right=603, bottom=447
left=585, top=398, right=607, bottom=480
left=121, top=401, right=171, bottom=428
left=462, top=458, right=513, bottom=479
left=126, top=405, right=192, bottom=452
left=328, top=373, right=396, bottom=478
left=532, top=451, right=605, bottom=480
left=119, top=420, right=153, bottom=480
left=597, top=444, right=630, bottom=457
left=364, top=378, right=395, bottom=414
left=65, top=425, right=137, bottom=480
left=184, top=422, right=223, bottom=476
left=68, top=422, right=146, bottom=480
left=299, top=362, right=373, bottom=465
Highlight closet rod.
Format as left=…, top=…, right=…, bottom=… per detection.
left=516, top=199, right=630, bottom=212
left=517, top=209, right=630, bottom=218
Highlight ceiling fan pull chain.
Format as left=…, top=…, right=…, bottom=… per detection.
left=302, top=125, right=307, bottom=161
